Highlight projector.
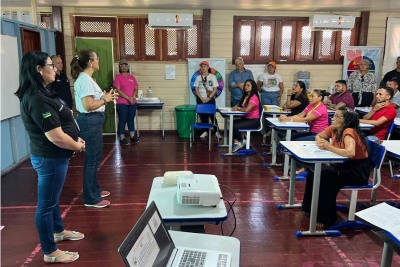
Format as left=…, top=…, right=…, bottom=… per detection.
left=177, top=174, right=221, bottom=206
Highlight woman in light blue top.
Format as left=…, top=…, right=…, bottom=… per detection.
left=70, top=49, right=117, bottom=209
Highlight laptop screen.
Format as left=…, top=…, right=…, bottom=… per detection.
left=118, top=201, right=176, bottom=267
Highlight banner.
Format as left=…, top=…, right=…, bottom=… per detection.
left=342, top=46, right=383, bottom=81
left=382, top=18, right=400, bottom=79
left=187, top=58, right=226, bottom=107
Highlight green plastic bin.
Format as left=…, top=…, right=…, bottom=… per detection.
left=175, top=105, right=196, bottom=138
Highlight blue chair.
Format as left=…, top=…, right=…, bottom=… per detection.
left=330, top=139, right=386, bottom=230
left=385, top=121, right=398, bottom=178
left=236, top=109, right=264, bottom=156
left=189, top=104, right=218, bottom=151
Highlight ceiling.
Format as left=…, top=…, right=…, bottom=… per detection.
left=2, top=0, right=400, bottom=13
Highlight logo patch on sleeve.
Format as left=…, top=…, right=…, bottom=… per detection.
left=42, top=112, right=52, bottom=118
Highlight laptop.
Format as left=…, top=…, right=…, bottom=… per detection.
left=118, top=201, right=232, bottom=267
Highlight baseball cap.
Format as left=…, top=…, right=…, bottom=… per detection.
left=199, top=61, right=209, bottom=66
left=119, top=59, right=129, bottom=65
left=267, top=61, right=277, bottom=67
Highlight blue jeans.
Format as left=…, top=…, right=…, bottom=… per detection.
left=77, top=112, right=104, bottom=205
left=116, top=103, right=137, bottom=136
left=231, top=88, right=243, bottom=107
left=261, top=90, right=280, bottom=106
left=30, top=155, right=69, bottom=254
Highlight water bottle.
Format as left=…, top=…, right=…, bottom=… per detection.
left=147, top=87, right=153, bottom=98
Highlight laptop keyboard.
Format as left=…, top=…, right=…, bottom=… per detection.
left=217, top=254, right=228, bottom=267
left=178, top=250, right=206, bottom=267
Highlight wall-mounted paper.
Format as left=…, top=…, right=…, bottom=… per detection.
left=165, top=65, right=175, bottom=80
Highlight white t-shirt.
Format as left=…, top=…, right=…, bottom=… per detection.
left=74, top=72, right=105, bottom=113
left=258, top=73, right=283, bottom=92
left=194, top=73, right=218, bottom=98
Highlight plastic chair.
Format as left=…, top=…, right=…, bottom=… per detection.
left=189, top=104, right=217, bottom=151
left=330, top=139, right=386, bottom=230
left=236, top=109, right=264, bottom=156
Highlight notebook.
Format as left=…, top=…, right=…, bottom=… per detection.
left=118, top=201, right=232, bottom=267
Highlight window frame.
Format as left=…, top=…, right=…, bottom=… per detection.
left=232, top=16, right=360, bottom=65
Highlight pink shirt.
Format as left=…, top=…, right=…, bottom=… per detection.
left=244, top=94, right=260, bottom=119
left=114, top=74, right=138, bottom=105
left=303, top=103, right=328, bottom=133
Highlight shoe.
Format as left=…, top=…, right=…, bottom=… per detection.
left=84, top=199, right=110, bottom=208
left=120, top=138, right=129, bottom=146
left=101, top=190, right=110, bottom=198
left=44, top=251, right=79, bottom=263
left=130, top=136, right=139, bottom=143
left=215, top=132, right=222, bottom=140
left=54, top=230, right=84, bottom=243
left=200, top=132, right=208, bottom=139
left=232, top=142, right=245, bottom=153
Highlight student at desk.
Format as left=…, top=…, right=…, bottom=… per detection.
left=302, top=107, right=370, bottom=228
left=360, top=86, right=396, bottom=141
left=231, top=79, right=261, bottom=153
left=279, top=89, right=329, bottom=141
left=283, top=80, right=309, bottom=116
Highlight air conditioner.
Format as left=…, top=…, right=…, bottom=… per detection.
left=148, top=13, right=193, bottom=30
left=309, top=15, right=355, bottom=31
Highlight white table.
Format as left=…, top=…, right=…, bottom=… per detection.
left=136, top=99, right=165, bottom=139
left=280, top=141, right=348, bottom=237
left=263, top=106, right=290, bottom=145
left=146, top=175, right=227, bottom=230
left=395, top=118, right=400, bottom=128
left=265, top=118, right=309, bottom=179
left=381, top=140, right=400, bottom=181
left=217, top=107, right=246, bottom=155
left=355, top=107, right=372, bottom=115
left=169, top=230, right=240, bottom=267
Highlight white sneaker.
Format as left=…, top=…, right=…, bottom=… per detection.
left=215, top=132, right=222, bottom=139
left=232, top=142, right=245, bottom=153
left=200, top=132, right=208, bottom=139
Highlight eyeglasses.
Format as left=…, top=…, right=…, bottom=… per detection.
left=91, top=57, right=100, bottom=61
left=44, top=64, right=55, bottom=69
left=332, top=113, right=344, bottom=120
left=119, top=64, right=129, bottom=67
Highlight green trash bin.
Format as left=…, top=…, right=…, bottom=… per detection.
left=175, top=105, right=196, bottom=138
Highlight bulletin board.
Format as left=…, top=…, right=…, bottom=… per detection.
left=1, top=35, right=20, bottom=120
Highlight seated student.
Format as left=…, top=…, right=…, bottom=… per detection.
left=324, top=80, right=354, bottom=110
left=284, top=81, right=309, bottom=116
left=302, top=107, right=370, bottom=228
left=231, top=79, right=261, bottom=153
left=279, top=89, right=329, bottom=141
left=386, top=78, right=400, bottom=117
left=360, top=86, right=396, bottom=141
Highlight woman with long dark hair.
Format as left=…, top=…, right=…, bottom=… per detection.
left=15, top=51, right=85, bottom=263
left=71, top=49, right=117, bottom=209
left=302, top=107, right=370, bottom=228
left=231, top=79, right=261, bottom=152
left=284, top=80, right=309, bottom=116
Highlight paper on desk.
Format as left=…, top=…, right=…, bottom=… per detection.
left=302, top=144, right=327, bottom=153
left=355, top=203, right=400, bottom=240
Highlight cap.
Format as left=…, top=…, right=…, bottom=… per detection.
left=119, top=59, right=128, bottom=65
left=199, top=61, right=209, bottom=66
left=267, top=61, right=277, bottom=67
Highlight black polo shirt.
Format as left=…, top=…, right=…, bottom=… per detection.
left=51, top=72, right=73, bottom=109
left=20, top=88, right=79, bottom=158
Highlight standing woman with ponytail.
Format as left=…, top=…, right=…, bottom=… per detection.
left=15, top=51, right=85, bottom=263
left=70, top=49, right=117, bottom=208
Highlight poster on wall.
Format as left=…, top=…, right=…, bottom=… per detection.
left=342, top=46, right=383, bottom=81
left=187, top=58, right=226, bottom=107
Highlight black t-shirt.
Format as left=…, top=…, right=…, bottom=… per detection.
left=380, top=69, right=400, bottom=86
left=20, top=88, right=79, bottom=158
left=290, top=94, right=309, bottom=116
left=50, top=72, right=73, bottom=109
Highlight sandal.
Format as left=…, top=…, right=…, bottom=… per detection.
left=54, top=230, right=84, bottom=243
left=44, top=251, right=79, bottom=263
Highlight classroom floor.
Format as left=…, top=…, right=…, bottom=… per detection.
left=1, top=132, right=400, bottom=267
